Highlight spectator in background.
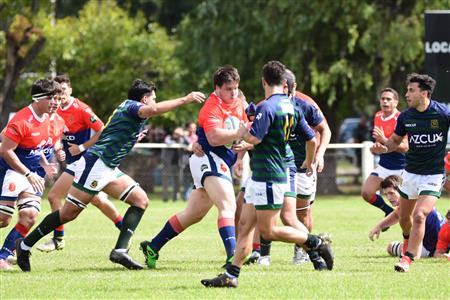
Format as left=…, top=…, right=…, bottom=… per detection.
left=182, top=122, right=198, bottom=200
left=352, top=114, right=370, bottom=169
left=161, top=127, right=188, bottom=201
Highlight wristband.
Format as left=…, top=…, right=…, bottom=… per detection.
left=25, top=172, right=31, bottom=177
left=78, top=144, right=86, bottom=152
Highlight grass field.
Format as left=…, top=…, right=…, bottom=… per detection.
left=1, top=195, right=448, bottom=299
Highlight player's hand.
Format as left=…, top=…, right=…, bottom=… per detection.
left=369, top=226, right=381, bottom=241
left=370, top=142, right=388, bottom=155
left=185, top=92, right=206, bottom=104
left=68, top=143, right=84, bottom=156
left=237, top=122, right=248, bottom=140
left=301, top=161, right=315, bottom=177
left=314, top=154, right=325, bottom=173
left=137, top=129, right=149, bottom=142
left=234, top=159, right=243, bottom=178
left=232, top=140, right=252, bottom=153
left=56, top=149, right=66, bottom=162
left=192, top=142, right=204, bottom=157
left=26, top=173, right=45, bottom=194
left=42, top=163, right=58, bottom=180
left=372, top=127, right=387, bottom=144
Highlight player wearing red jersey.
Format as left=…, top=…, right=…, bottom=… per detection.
left=443, top=152, right=450, bottom=192
left=0, top=79, right=62, bottom=270
left=363, top=88, right=408, bottom=218
left=140, top=65, right=247, bottom=269
left=434, top=209, right=450, bottom=259
left=37, top=74, right=124, bottom=252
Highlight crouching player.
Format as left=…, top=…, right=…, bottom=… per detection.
left=369, top=175, right=445, bottom=258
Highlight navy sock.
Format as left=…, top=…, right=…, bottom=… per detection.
left=369, top=194, right=394, bottom=215
left=260, top=236, right=272, bottom=256
left=0, top=224, right=27, bottom=259
left=218, top=218, right=236, bottom=260
left=150, top=215, right=183, bottom=252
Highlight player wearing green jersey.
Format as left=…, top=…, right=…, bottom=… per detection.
left=371, top=73, right=450, bottom=272
left=15, top=79, right=205, bottom=272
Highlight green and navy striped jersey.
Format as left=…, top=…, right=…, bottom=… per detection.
left=395, top=100, right=450, bottom=175
left=249, top=94, right=315, bottom=182
left=89, top=100, right=146, bottom=168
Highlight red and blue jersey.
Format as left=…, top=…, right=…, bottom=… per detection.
left=57, top=98, right=104, bottom=163
left=423, top=208, right=445, bottom=256
left=374, top=110, right=405, bottom=170
left=0, top=105, right=52, bottom=172
left=197, top=93, right=247, bottom=167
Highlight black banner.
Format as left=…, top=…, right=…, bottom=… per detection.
left=425, top=11, right=450, bottom=102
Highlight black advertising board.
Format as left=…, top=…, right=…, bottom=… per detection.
left=425, top=11, right=450, bottom=102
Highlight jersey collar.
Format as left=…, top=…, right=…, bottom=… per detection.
left=28, top=105, right=47, bottom=123
left=60, top=97, right=75, bottom=111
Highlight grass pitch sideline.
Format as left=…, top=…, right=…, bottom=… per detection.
left=1, top=195, right=448, bottom=299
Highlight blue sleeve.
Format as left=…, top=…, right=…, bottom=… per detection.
left=127, top=101, right=144, bottom=119
left=303, top=102, right=324, bottom=127
left=294, top=111, right=315, bottom=141
left=249, top=102, right=273, bottom=140
left=394, top=111, right=407, bottom=137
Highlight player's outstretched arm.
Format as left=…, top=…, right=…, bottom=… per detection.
left=138, top=92, right=205, bottom=118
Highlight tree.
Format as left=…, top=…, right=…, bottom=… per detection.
left=0, top=1, right=49, bottom=129
left=12, top=0, right=192, bottom=127
left=175, top=0, right=447, bottom=193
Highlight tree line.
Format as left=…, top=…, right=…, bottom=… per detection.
left=1, top=0, right=447, bottom=134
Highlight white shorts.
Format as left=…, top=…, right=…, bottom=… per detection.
left=370, top=165, right=403, bottom=179
left=296, top=169, right=317, bottom=201
left=0, top=168, right=41, bottom=201
left=240, top=174, right=251, bottom=191
left=189, top=152, right=233, bottom=189
left=398, top=170, right=445, bottom=200
left=70, top=153, right=124, bottom=195
left=244, top=177, right=288, bottom=210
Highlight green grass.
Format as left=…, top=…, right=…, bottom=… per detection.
left=1, top=195, right=448, bottom=299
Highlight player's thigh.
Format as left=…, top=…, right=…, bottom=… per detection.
left=103, top=174, right=148, bottom=209
left=178, top=188, right=213, bottom=225
left=48, top=171, right=73, bottom=201
left=60, top=185, right=96, bottom=221
left=203, top=176, right=236, bottom=212
left=362, top=175, right=383, bottom=196
left=398, top=197, right=416, bottom=220
left=256, top=209, right=280, bottom=239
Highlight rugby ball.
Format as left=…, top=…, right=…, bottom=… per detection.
left=223, top=116, right=241, bottom=149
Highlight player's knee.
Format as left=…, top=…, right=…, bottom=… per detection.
left=0, top=214, right=12, bottom=228
left=18, top=209, right=39, bottom=228
left=361, top=190, right=374, bottom=201
left=90, top=196, right=101, bottom=206
left=47, top=191, right=60, bottom=206
left=280, top=212, right=296, bottom=227
left=412, top=210, right=427, bottom=224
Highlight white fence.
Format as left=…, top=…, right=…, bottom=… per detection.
left=133, top=141, right=377, bottom=181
